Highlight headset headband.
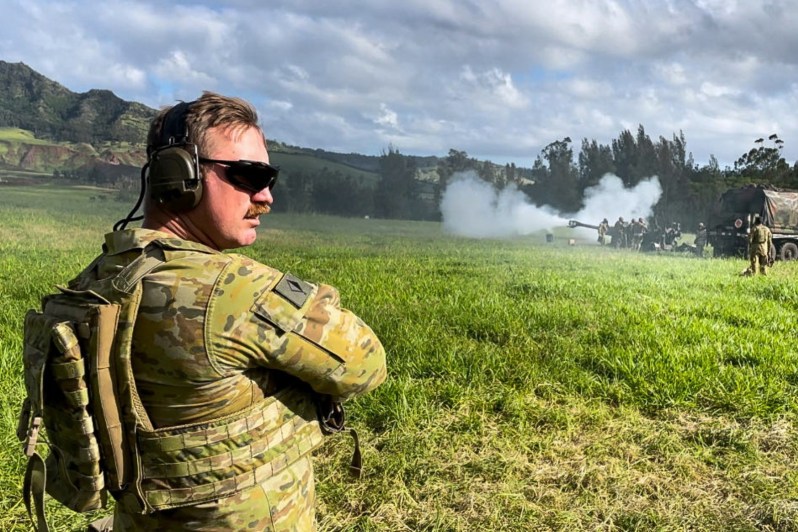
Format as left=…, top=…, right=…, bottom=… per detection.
left=160, top=100, right=193, bottom=147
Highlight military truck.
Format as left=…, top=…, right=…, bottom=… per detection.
left=708, top=184, right=798, bottom=260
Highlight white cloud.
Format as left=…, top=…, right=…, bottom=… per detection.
left=2, top=0, right=798, bottom=167
left=375, top=104, right=399, bottom=128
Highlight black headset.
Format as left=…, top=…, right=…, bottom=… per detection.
left=147, top=100, right=203, bottom=212
left=113, top=100, right=202, bottom=231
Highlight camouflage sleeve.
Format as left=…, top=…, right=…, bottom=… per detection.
left=209, top=260, right=387, bottom=401
left=252, top=276, right=387, bottom=400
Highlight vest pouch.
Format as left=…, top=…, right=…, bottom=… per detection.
left=42, top=290, right=128, bottom=493
left=22, top=310, right=105, bottom=514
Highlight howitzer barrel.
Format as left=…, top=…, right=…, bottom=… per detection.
left=568, top=220, right=600, bottom=230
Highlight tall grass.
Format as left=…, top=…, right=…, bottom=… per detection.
left=2, top=186, right=798, bottom=530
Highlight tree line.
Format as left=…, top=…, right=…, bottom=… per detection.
left=58, top=124, right=797, bottom=232
left=275, top=125, right=798, bottom=231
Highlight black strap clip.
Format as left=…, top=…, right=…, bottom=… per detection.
left=317, top=396, right=362, bottom=478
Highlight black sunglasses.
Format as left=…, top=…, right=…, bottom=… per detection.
left=199, top=157, right=279, bottom=193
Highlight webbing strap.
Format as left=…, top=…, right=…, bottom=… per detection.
left=22, top=452, right=50, bottom=532
left=141, top=413, right=306, bottom=478
left=50, top=359, right=85, bottom=380
left=68, top=468, right=106, bottom=492
left=63, top=387, right=90, bottom=407
left=137, top=392, right=290, bottom=453
left=78, top=441, right=102, bottom=463
left=317, top=399, right=363, bottom=478
left=347, top=428, right=362, bottom=478
left=52, top=322, right=80, bottom=357
left=144, top=422, right=324, bottom=510
left=113, top=254, right=165, bottom=294
left=77, top=414, right=95, bottom=436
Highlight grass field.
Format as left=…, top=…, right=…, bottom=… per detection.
left=2, top=185, right=798, bottom=531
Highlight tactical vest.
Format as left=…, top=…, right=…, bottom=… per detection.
left=19, top=240, right=326, bottom=530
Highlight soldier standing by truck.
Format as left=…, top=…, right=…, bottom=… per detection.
left=749, top=215, right=774, bottom=275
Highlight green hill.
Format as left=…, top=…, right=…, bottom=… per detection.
left=0, top=60, right=392, bottom=184
left=0, top=61, right=154, bottom=144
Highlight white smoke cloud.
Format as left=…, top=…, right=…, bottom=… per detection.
left=440, top=171, right=662, bottom=239
left=576, top=174, right=663, bottom=225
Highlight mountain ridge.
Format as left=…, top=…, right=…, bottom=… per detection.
left=0, top=60, right=429, bottom=179
left=0, top=60, right=154, bottom=144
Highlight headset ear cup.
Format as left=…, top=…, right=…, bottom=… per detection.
left=148, top=146, right=203, bottom=211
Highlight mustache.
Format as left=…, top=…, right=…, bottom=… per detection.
left=246, top=202, right=271, bottom=218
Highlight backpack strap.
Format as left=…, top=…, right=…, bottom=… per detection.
left=22, top=451, right=48, bottom=532
left=112, top=249, right=166, bottom=295
left=98, top=243, right=166, bottom=510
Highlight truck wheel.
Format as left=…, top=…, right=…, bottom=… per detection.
left=779, top=242, right=798, bottom=261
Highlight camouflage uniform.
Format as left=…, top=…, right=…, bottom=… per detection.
left=630, top=219, right=645, bottom=251
left=597, top=219, right=609, bottom=245
left=749, top=222, right=773, bottom=275
left=694, top=223, right=708, bottom=258
left=612, top=217, right=627, bottom=248
left=68, top=228, right=387, bottom=531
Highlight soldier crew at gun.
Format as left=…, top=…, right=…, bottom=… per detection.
left=630, top=217, right=646, bottom=251
left=23, top=92, right=387, bottom=531
left=612, top=216, right=626, bottom=248
left=749, top=215, right=773, bottom=275
left=597, top=218, right=609, bottom=245
left=695, top=222, right=708, bottom=258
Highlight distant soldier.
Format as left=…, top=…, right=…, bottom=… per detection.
left=597, top=218, right=609, bottom=245
left=624, top=217, right=635, bottom=248
left=612, top=216, right=627, bottom=248
left=631, top=217, right=646, bottom=251
left=663, top=222, right=681, bottom=250
left=748, top=215, right=773, bottom=275
left=695, top=222, right=708, bottom=257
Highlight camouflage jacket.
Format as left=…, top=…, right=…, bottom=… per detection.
left=748, top=224, right=773, bottom=255
left=70, top=228, right=387, bottom=531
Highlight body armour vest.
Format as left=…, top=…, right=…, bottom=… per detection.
left=67, top=229, right=333, bottom=514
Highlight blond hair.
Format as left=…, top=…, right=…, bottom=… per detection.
left=147, top=91, right=265, bottom=156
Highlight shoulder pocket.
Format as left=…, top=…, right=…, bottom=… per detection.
left=251, top=274, right=349, bottom=382
left=251, top=272, right=317, bottom=334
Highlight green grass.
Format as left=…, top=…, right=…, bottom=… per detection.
left=2, top=185, right=798, bottom=530
left=0, top=128, right=47, bottom=143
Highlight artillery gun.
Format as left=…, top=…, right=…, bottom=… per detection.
left=571, top=219, right=660, bottom=251
left=568, top=220, right=600, bottom=230
left=569, top=219, right=611, bottom=245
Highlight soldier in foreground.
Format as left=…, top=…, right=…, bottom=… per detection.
left=748, top=215, right=773, bottom=275
left=69, top=92, right=387, bottom=530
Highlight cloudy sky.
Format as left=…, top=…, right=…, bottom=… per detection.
left=2, top=0, right=797, bottom=169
